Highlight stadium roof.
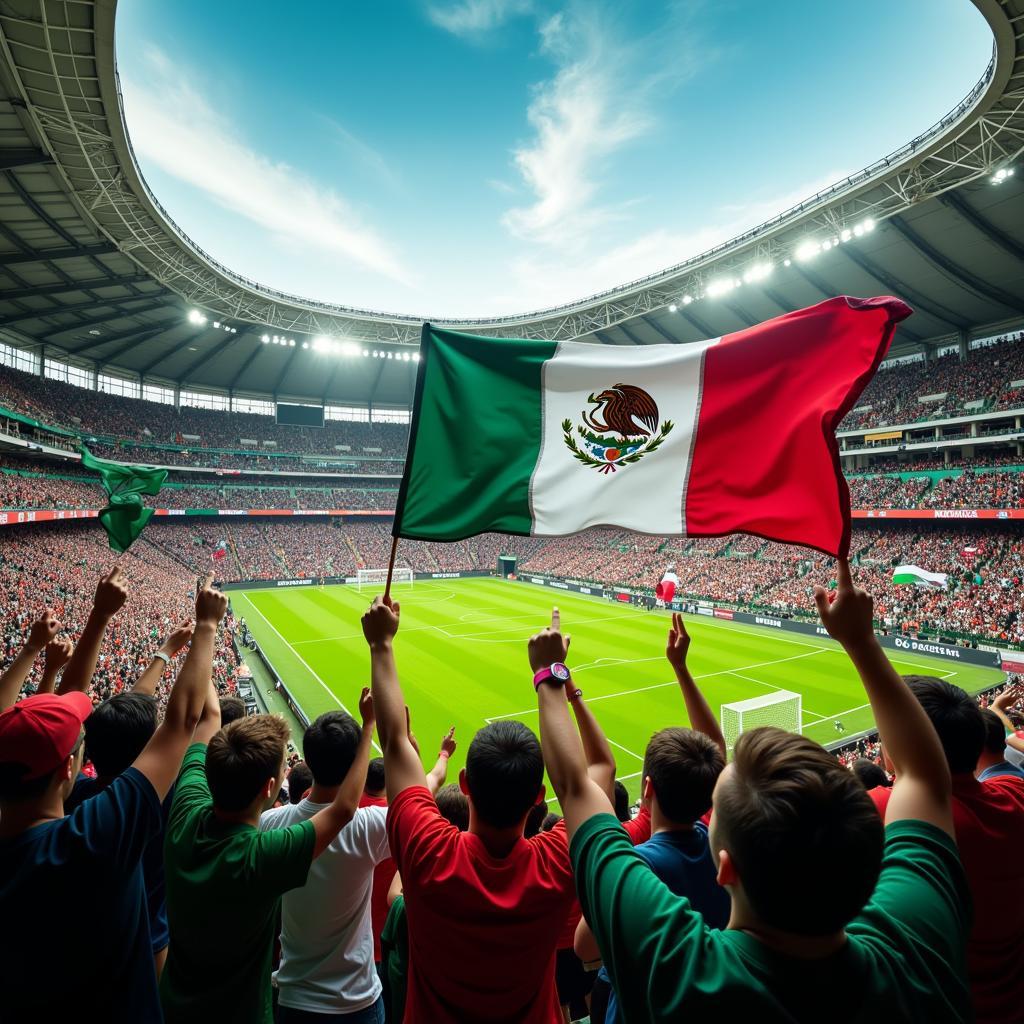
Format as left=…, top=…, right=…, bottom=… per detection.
left=0, top=0, right=1022, bottom=410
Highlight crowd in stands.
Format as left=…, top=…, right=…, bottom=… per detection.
left=840, top=331, right=1024, bottom=430
left=2, top=546, right=1023, bottom=1022
left=0, top=362, right=409, bottom=457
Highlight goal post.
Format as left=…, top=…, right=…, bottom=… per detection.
left=720, top=690, right=802, bottom=752
left=357, top=568, right=414, bottom=591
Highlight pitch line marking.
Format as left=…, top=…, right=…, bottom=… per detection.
left=237, top=594, right=383, bottom=754
left=607, top=738, right=645, bottom=762
left=485, top=649, right=826, bottom=722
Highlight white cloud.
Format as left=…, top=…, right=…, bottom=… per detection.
left=120, top=49, right=411, bottom=285
left=501, top=5, right=704, bottom=250
left=427, top=0, right=533, bottom=37
left=501, top=171, right=851, bottom=312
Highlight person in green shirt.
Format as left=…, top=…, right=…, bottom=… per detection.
left=160, top=687, right=377, bottom=1024
left=534, top=561, right=973, bottom=1023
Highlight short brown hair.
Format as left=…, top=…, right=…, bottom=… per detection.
left=643, top=727, right=723, bottom=824
left=713, top=727, right=883, bottom=936
left=206, top=715, right=290, bottom=812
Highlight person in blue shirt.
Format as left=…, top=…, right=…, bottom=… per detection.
left=574, top=614, right=731, bottom=1024
left=0, top=569, right=228, bottom=1024
left=976, top=708, right=1024, bottom=781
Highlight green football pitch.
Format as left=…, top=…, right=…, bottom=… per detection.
left=231, top=578, right=1003, bottom=800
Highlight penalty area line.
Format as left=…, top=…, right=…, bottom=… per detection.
left=237, top=594, right=382, bottom=754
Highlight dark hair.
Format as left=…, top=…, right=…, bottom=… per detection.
left=303, top=711, right=361, bottom=786
left=464, top=721, right=543, bottom=829
left=524, top=799, right=548, bottom=838
left=904, top=676, right=985, bottom=774
left=613, top=780, right=631, bottom=822
left=219, top=696, right=247, bottom=727
left=643, top=727, right=724, bottom=825
left=365, top=757, right=386, bottom=795
left=206, top=716, right=289, bottom=811
left=980, top=708, right=1007, bottom=757
left=714, top=727, right=884, bottom=936
left=435, top=783, right=470, bottom=831
left=541, top=812, right=563, bottom=832
left=851, top=758, right=890, bottom=790
left=0, top=732, right=83, bottom=803
left=287, top=762, right=313, bottom=804
left=85, top=693, right=158, bottom=778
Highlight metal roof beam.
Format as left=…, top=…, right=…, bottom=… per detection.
left=722, top=300, right=758, bottom=327
left=94, top=326, right=169, bottom=366
left=4, top=170, right=79, bottom=248
left=229, top=344, right=265, bottom=389
left=0, top=148, right=53, bottom=170
left=889, top=215, right=1024, bottom=315
left=938, top=192, right=1024, bottom=266
left=0, top=297, right=169, bottom=330
left=0, top=274, right=151, bottom=301
left=617, top=322, right=645, bottom=346
left=274, top=344, right=303, bottom=393
left=0, top=243, right=118, bottom=267
left=836, top=246, right=968, bottom=329
left=639, top=314, right=677, bottom=342
left=68, top=317, right=178, bottom=358
left=677, top=308, right=718, bottom=339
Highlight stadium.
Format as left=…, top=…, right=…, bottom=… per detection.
left=0, top=0, right=1023, bottom=1022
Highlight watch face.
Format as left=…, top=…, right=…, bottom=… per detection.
left=550, top=663, right=570, bottom=681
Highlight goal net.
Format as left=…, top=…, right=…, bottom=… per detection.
left=357, top=568, right=414, bottom=591
left=720, top=690, right=802, bottom=752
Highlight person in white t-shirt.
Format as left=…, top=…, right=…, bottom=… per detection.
left=260, top=708, right=450, bottom=1023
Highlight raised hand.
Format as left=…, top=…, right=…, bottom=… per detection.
left=813, top=558, right=874, bottom=651
left=27, top=608, right=61, bottom=652
left=358, top=685, right=375, bottom=728
left=528, top=607, right=571, bottom=672
left=665, top=612, right=690, bottom=672
left=440, top=726, right=457, bottom=758
left=44, top=637, right=74, bottom=672
left=994, top=682, right=1024, bottom=714
left=161, top=620, right=195, bottom=657
left=93, top=566, right=128, bottom=619
left=195, top=572, right=228, bottom=626
left=405, top=705, right=421, bottom=756
left=362, top=595, right=400, bottom=647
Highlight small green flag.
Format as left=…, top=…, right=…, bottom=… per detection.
left=80, top=446, right=168, bottom=552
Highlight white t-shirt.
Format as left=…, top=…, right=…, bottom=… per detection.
left=259, top=800, right=390, bottom=1013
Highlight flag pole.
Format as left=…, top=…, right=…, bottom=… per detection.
left=384, top=536, right=400, bottom=602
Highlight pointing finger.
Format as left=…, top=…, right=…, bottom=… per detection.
left=835, top=558, right=852, bottom=592
left=551, top=607, right=560, bottom=631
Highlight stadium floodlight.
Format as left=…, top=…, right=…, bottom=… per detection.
left=302, top=341, right=309, bottom=349
left=289, top=339, right=296, bottom=347
left=742, top=263, right=772, bottom=284
left=668, top=303, right=678, bottom=313
left=861, top=217, right=876, bottom=232
left=187, top=309, right=207, bottom=326
left=413, top=352, right=421, bottom=361
left=795, top=240, right=820, bottom=262
left=341, top=341, right=361, bottom=357
left=362, top=349, right=369, bottom=356
left=312, top=336, right=330, bottom=352
left=991, top=167, right=1014, bottom=184
left=840, top=229, right=852, bottom=242
left=822, top=239, right=833, bottom=251
left=261, top=334, right=269, bottom=343
left=706, top=277, right=737, bottom=297
left=783, top=258, right=792, bottom=266
left=682, top=294, right=693, bottom=305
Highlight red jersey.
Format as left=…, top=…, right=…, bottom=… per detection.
left=868, top=775, right=1024, bottom=1023
left=358, top=791, right=396, bottom=963
left=388, top=786, right=576, bottom=1023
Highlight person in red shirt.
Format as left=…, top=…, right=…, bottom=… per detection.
left=867, top=675, right=1024, bottom=1024
left=361, top=596, right=625, bottom=1024
left=360, top=735, right=456, bottom=966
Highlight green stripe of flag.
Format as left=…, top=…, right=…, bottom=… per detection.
left=395, top=325, right=557, bottom=540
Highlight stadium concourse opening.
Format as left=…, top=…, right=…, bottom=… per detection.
left=2, top=0, right=1024, bottom=1020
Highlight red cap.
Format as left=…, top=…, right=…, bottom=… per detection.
left=0, top=692, right=93, bottom=780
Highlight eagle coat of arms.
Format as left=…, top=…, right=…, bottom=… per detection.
left=562, top=384, right=673, bottom=473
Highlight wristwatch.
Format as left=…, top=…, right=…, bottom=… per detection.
left=533, top=662, right=571, bottom=690
left=152, top=651, right=170, bottom=666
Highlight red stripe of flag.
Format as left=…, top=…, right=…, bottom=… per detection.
left=683, top=296, right=912, bottom=557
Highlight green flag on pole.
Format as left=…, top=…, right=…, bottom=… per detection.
left=80, top=446, right=168, bottom=552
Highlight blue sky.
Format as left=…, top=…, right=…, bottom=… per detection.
left=116, top=0, right=992, bottom=317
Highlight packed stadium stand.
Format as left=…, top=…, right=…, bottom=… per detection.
left=2, top=1, right=1024, bottom=1022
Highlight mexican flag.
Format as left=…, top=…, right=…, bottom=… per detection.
left=892, top=565, right=949, bottom=589
left=394, top=296, right=911, bottom=557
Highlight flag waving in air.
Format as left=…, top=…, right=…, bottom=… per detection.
left=394, top=296, right=911, bottom=557
left=80, top=446, right=168, bottom=553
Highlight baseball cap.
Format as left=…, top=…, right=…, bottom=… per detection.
left=0, top=692, right=93, bottom=781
